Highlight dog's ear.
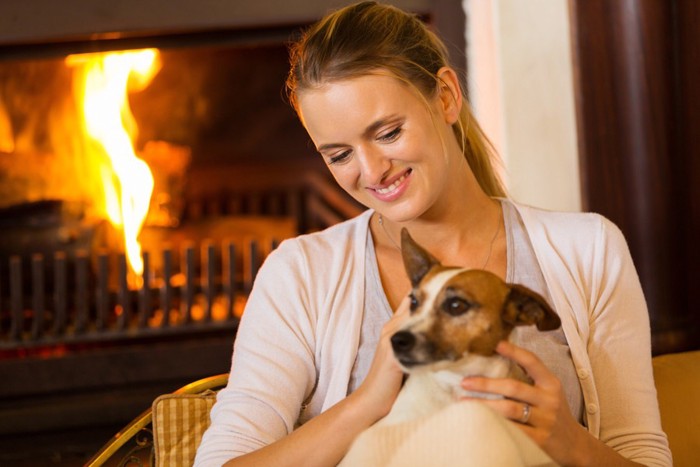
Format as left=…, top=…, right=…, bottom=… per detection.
left=400, top=228, right=440, bottom=287
left=502, top=284, right=561, bottom=331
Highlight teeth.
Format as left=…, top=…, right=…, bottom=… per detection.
left=376, top=172, right=408, bottom=194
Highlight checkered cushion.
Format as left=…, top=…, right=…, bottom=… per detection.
left=152, top=390, right=217, bottom=467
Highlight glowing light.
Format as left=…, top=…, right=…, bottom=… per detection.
left=66, top=49, right=160, bottom=277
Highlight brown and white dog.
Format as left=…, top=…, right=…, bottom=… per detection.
left=378, top=228, right=561, bottom=426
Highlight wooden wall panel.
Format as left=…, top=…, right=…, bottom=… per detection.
left=676, top=0, right=700, bottom=353
left=569, top=0, right=699, bottom=354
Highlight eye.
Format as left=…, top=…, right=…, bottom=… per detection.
left=442, top=297, right=472, bottom=316
left=409, top=293, right=419, bottom=312
left=328, top=150, right=352, bottom=165
left=378, top=126, right=402, bottom=143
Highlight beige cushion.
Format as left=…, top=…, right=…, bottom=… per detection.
left=152, top=390, right=217, bottom=467
left=652, top=350, right=700, bottom=467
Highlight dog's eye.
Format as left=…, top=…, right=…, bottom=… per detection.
left=443, top=297, right=472, bottom=316
left=409, top=293, right=419, bottom=311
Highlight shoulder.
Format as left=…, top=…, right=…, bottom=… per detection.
left=241, top=210, right=372, bottom=324
left=507, top=199, right=634, bottom=280
left=511, top=200, right=606, bottom=230
left=262, top=209, right=372, bottom=271
left=293, top=209, right=373, bottom=250
left=508, top=199, right=625, bottom=249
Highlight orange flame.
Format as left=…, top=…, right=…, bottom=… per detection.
left=66, top=49, right=160, bottom=278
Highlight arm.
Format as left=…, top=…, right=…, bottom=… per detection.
left=195, top=232, right=410, bottom=467
left=222, top=300, right=410, bottom=467
left=221, top=394, right=378, bottom=467
left=461, top=218, right=671, bottom=466
left=582, top=219, right=671, bottom=465
left=194, top=242, right=320, bottom=466
left=463, top=341, right=645, bottom=466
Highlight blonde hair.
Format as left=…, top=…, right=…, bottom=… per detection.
left=286, top=1, right=505, bottom=197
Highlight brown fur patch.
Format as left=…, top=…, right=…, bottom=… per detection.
left=397, top=268, right=559, bottom=366
left=423, top=270, right=514, bottom=358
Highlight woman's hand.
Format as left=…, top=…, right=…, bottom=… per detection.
left=349, top=296, right=410, bottom=422
left=460, top=340, right=590, bottom=465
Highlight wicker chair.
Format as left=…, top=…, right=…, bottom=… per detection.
left=85, top=373, right=228, bottom=467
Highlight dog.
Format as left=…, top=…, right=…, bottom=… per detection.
left=376, top=228, right=562, bottom=426
left=338, top=229, right=562, bottom=466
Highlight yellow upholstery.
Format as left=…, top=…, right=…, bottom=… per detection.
left=152, top=391, right=217, bottom=467
left=652, top=350, right=700, bottom=467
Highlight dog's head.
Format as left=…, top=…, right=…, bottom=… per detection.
left=391, top=228, right=561, bottom=371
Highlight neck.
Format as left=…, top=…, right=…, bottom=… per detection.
left=376, top=193, right=503, bottom=266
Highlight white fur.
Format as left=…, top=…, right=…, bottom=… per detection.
left=378, top=345, right=518, bottom=426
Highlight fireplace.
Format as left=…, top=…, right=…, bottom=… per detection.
left=0, top=1, right=466, bottom=463
left=0, top=32, right=362, bottom=352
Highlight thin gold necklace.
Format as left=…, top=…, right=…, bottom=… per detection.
left=377, top=211, right=502, bottom=270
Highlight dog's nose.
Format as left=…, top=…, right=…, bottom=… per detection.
left=391, top=331, right=416, bottom=353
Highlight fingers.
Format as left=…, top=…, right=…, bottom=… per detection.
left=461, top=341, right=557, bottom=398
left=462, top=375, right=540, bottom=405
left=460, top=341, right=562, bottom=421
left=354, top=297, right=410, bottom=418
left=477, top=398, right=535, bottom=424
left=394, top=295, right=411, bottom=317
left=382, top=296, right=410, bottom=336
left=375, top=296, right=411, bottom=370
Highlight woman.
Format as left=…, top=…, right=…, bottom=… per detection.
left=195, top=2, right=671, bottom=466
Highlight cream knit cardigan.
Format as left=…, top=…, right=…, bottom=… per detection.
left=194, top=202, right=672, bottom=467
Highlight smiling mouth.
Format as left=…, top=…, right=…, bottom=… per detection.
left=374, top=169, right=412, bottom=195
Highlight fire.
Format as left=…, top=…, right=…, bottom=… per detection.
left=66, top=49, right=161, bottom=278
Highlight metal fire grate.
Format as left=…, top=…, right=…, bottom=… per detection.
left=0, top=170, right=365, bottom=352
left=0, top=237, right=273, bottom=351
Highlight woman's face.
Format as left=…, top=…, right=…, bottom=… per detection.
left=297, top=72, right=464, bottom=223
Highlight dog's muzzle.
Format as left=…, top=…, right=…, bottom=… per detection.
left=391, top=330, right=450, bottom=368
left=391, top=331, right=425, bottom=368
left=391, top=331, right=416, bottom=353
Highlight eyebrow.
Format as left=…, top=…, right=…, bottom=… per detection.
left=316, top=114, right=401, bottom=152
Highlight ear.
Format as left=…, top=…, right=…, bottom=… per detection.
left=502, top=284, right=561, bottom=331
left=436, top=67, right=462, bottom=125
left=400, top=228, right=441, bottom=287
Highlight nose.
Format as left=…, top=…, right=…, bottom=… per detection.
left=357, top=147, right=391, bottom=186
left=391, top=331, right=416, bottom=353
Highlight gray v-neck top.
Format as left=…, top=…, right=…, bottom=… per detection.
left=349, top=199, right=584, bottom=422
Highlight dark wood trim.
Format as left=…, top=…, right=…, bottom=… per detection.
left=569, top=0, right=699, bottom=354
left=675, top=0, right=700, bottom=353
left=0, top=335, right=235, bottom=434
